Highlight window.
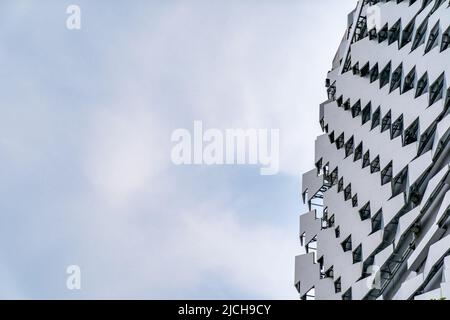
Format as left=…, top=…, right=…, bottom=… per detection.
left=388, top=20, right=401, bottom=45
left=380, top=62, right=391, bottom=89
left=354, top=142, right=363, bottom=162
left=370, top=63, right=379, bottom=83
left=370, top=156, right=380, bottom=174
left=341, top=235, right=352, bottom=252
left=362, top=102, right=372, bottom=125
left=335, top=226, right=341, bottom=238
left=359, top=202, right=371, bottom=221
left=338, top=178, right=344, bottom=193
left=371, top=210, right=383, bottom=233
left=352, top=100, right=361, bottom=118
left=391, top=115, right=403, bottom=139
left=371, top=107, right=381, bottom=130
left=441, top=26, right=450, bottom=52
left=392, top=167, right=408, bottom=197
left=336, top=133, right=345, bottom=149
left=360, top=62, right=370, bottom=77
left=325, top=266, right=334, bottom=278
left=362, top=150, right=371, bottom=169
left=425, top=21, right=440, bottom=54
left=352, top=194, right=358, bottom=208
left=302, top=287, right=315, bottom=301
left=342, top=288, right=352, bottom=300
left=345, top=136, right=354, bottom=157
left=330, top=168, right=339, bottom=186
left=418, top=123, right=436, bottom=156
left=381, top=162, right=393, bottom=185
left=369, top=27, right=377, bottom=41
left=315, top=158, right=323, bottom=175
left=328, top=215, right=335, bottom=228
left=344, top=184, right=352, bottom=201
left=381, top=111, right=391, bottom=133
left=412, top=19, right=428, bottom=51
left=415, top=73, right=428, bottom=98
left=444, top=88, right=450, bottom=111
left=352, top=245, right=363, bottom=264
left=403, top=67, right=416, bottom=93
left=429, top=73, right=445, bottom=106
left=400, top=19, right=415, bottom=49
left=390, top=64, right=403, bottom=93
left=352, top=62, right=360, bottom=75
left=334, top=278, right=342, bottom=293
left=378, top=24, right=388, bottom=43
left=343, top=99, right=351, bottom=110
left=329, top=131, right=335, bottom=143
left=403, top=118, right=419, bottom=146
left=295, top=281, right=301, bottom=294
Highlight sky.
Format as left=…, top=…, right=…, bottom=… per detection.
left=0, top=0, right=356, bottom=299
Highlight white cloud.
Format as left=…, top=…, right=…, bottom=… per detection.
left=177, top=207, right=298, bottom=299
left=72, top=196, right=298, bottom=299
left=0, top=0, right=357, bottom=299
left=109, top=0, right=355, bottom=176
left=84, top=104, right=166, bottom=206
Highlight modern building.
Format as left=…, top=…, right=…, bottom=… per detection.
left=295, top=0, right=450, bottom=300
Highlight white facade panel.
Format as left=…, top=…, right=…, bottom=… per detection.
left=296, top=0, right=450, bottom=300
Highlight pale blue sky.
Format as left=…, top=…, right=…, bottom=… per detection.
left=0, top=0, right=356, bottom=299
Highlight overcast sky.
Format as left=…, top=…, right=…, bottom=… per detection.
left=0, top=0, right=356, bottom=299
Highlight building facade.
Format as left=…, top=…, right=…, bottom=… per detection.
left=295, top=0, right=450, bottom=300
